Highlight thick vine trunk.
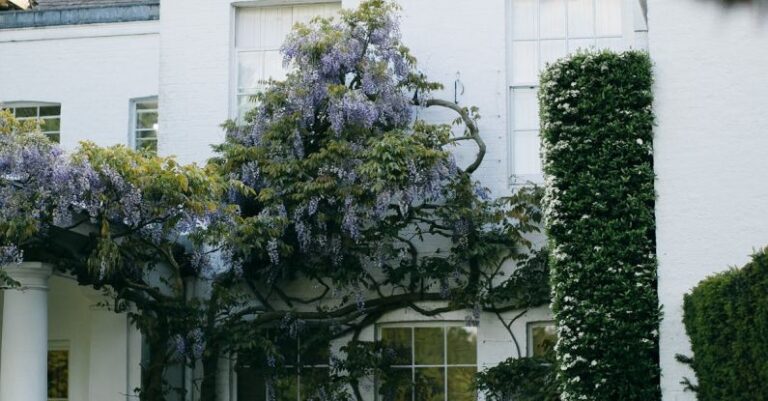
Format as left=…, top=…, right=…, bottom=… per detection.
left=141, top=335, right=169, bottom=401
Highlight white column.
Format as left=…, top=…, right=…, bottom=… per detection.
left=0, top=262, right=53, bottom=401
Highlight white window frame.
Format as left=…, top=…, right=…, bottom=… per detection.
left=526, top=320, right=557, bottom=357
left=375, top=321, right=478, bottom=401
left=229, top=1, right=341, bottom=121
left=505, top=0, right=638, bottom=186
left=129, top=97, right=159, bottom=153
left=1, top=101, right=62, bottom=143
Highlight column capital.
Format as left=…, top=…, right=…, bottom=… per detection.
left=2, top=262, right=53, bottom=290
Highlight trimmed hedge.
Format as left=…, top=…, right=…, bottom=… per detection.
left=682, top=249, right=768, bottom=401
left=540, top=50, right=660, bottom=401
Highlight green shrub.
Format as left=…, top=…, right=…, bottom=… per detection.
left=539, top=50, right=660, bottom=401
left=681, top=249, right=768, bottom=401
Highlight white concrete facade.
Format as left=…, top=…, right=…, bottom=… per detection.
left=0, top=21, right=159, bottom=151
left=2, top=0, right=768, bottom=400
left=648, top=1, right=768, bottom=400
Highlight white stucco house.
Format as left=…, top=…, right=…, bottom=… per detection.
left=0, top=0, right=767, bottom=400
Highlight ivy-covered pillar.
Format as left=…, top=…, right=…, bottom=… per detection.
left=0, top=262, right=53, bottom=401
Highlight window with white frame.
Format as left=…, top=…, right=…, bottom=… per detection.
left=131, top=98, right=158, bottom=154
left=234, top=2, right=340, bottom=120
left=508, top=0, right=625, bottom=183
left=527, top=321, right=557, bottom=358
left=3, top=102, right=61, bottom=143
left=379, top=323, right=477, bottom=401
left=236, top=332, right=331, bottom=401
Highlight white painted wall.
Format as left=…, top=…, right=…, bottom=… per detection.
left=0, top=21, right=159, bottom=152
left=46, top=275, right=142, bottom=401
left=648, top=1, right=768, bottom=400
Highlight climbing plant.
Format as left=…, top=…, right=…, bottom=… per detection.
left=211, top=1, right=550, bottom=400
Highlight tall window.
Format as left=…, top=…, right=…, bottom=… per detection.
left=379, top=324, right=477, bottom=401
left=508, top=0, right=625, bottom=183
left=48, top=342, right=69, bottom=401
left=527, top=321, right=557, bottom=357
left=3, top=103, right=61, bottom=143
left=237, top=333, right=330, bottom=401
left=131, top=98, right=158, bottom=154
left=234, top=2, right=340, bottom=120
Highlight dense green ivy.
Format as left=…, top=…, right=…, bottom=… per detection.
left=540, top=50, right=660, bottom=401
left=680, top=249, right=768, bottom=401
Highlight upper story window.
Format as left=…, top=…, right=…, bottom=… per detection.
left=508, top=0, right=626, bottom=184
left=527, top=321, right=557, bottom=357
left=236, top=331, right=330, bottom=401
left=3, top=102, right=61, bottom=143
left=131, top=98, right=158, bottom=154
left=234, top=2, right=341, bottom=121
left=379, top=323, right=478, bottom=401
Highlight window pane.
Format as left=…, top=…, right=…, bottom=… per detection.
left=531, top=323, right=558, bottom=357
left=414, top=327, right=444, bottom=365
left=137, top=140, right=158, bottom=153
left=15, top=107, right=37, bottom=118
left=236, top=8, right=263, bottom=49
left=381, top=368, right=412, bottom=401
left=137, top=112, right=158, bottom=129
left=239, top=52, right=265, bottom=92
left=260, top=6, right=294, bottom=49
left=136, top=101, right=158, bottom=110
left=513, top=87, right=539, bottom=131
left=276, top=372, right=299, bottom=401
left=511, top=41, right=538, bottom=84
left=511, top=0, right=537, bottom=40
left=446, top=327, right=477, bottom=365
left=238, top=95, right=257, bottom=121
left=300, top=367, right=330, bottom=400
left=138, top=130, right=157, bottom=140
left=539, top=0, right=566, bottom=39
left=300, top=337, right=330, bottom=366
left=597, top=37, right=625, bottom=52
left=46, top=133, right=61, bottom=143
left=237, top=367, right=268, bottom=401
left=39, top=105, right=60, bottom=116
left=447, top=367, right=476, bottom=401
left=567, top=0, right=595, bottom=38
left=568, top=38, right=595, bottom=52
left=414, top=368, right=444, bottom=401
left=596, top=0, right=622, bottom=36
left=40, top=117, right=60, bottom=133
left=514, top=129, right=542, bottom=176
left=48, top=350, right=69, bottom=399
left=263, top=50, right=287, bottom=82
left=382, top=327, right=412, bottom=365
left=540, top=39, right=567, bottom=69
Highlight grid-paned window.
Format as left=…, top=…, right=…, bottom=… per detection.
left=380, top=324, right=477, bottom=401
left=132, top=98, right=158, bottom=153
left=508, top=0, right=625, bottom=182
left=237, top=333, right=330, bottom=401
left=527, top=321, right=557, bottom=357
left=234, top=3, right=340, bottom=120
left=48, top=342, right=69, bottom=401
left=4, top=103, right=61, bottom=143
